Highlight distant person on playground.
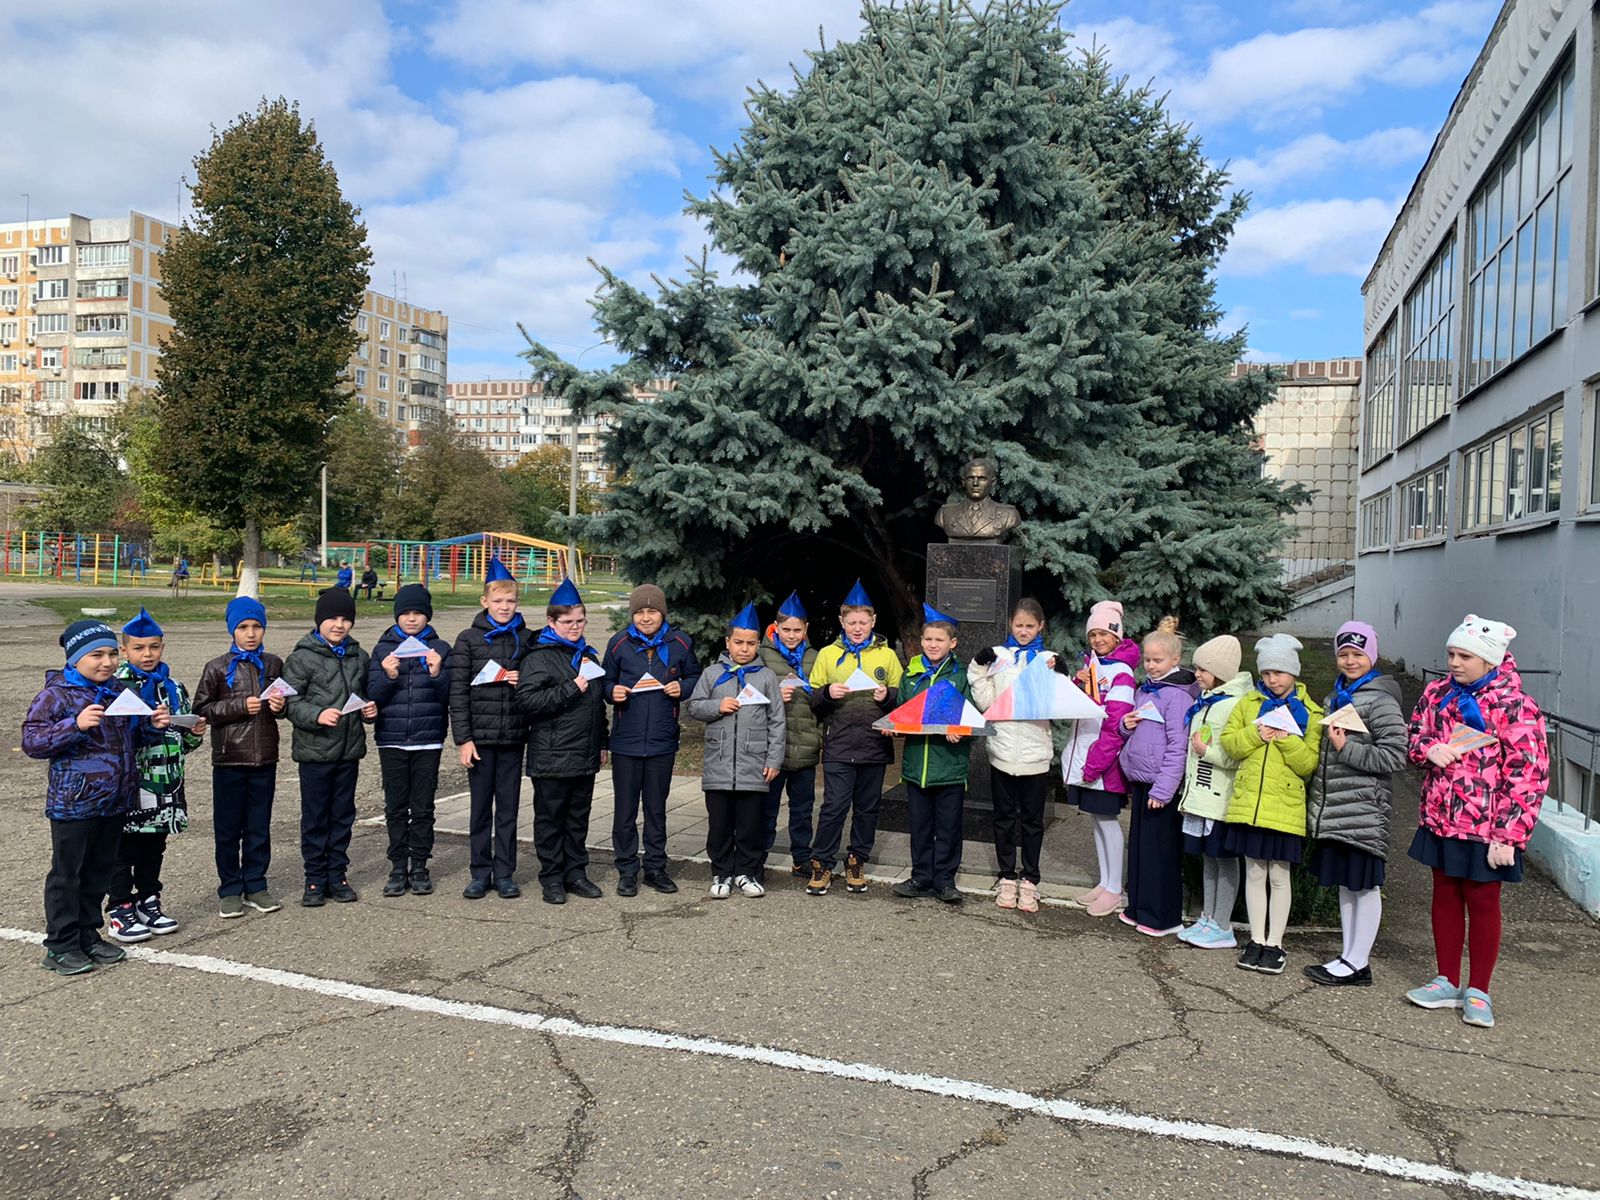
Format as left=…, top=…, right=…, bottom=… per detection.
left=359, top=565, right=380, bottom=600
left=686, top=603, right=786, bottom=899
left=336, top=561, right=354, bottom=592
left=23, top=621, right=170, bottom=975
left=105, top=609, right=206, bottom=943
left=281, top=587, right=377, bottom=907
left=516, top=577, right=609, bottom=905
left=602, top=583, right=702, bottom=896
left=448, top=556, right=535, bottom=899
left=172, top=557, right=190, bottom=583
left=1403, top=615, right=1548, bottom=1028
left=367, top=584, right=451, bottom=898
left=805, top=579, right=903, bottom=897
left=757, top=591, right=821, bottom=881
left=194, top=596, right=287, bottom=919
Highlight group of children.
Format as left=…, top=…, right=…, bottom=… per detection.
left=23, top=566, right=1549, bottom=1027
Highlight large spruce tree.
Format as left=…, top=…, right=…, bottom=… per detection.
left=154, top=98, right=370, bottom=596
left=582, top=0, right=1297, bottom=644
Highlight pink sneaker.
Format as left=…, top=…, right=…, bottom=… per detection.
left=1137, top=923, right=1182, bottom=937
left=995, top=879, right=1019, bottom=909
left=1018, top=881, right=1040, bottom=913
left=1074, top=885, right=1105, bottom=906
left=1086, top=891, right=1124, bottom=918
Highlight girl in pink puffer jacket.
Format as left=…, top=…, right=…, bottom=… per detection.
left=1404, top=615, right=1548, bottom=1029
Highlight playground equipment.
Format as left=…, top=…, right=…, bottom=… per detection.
left=1, top=531, right=154, bottom=586
left=382, top=532, right=583, bottom=593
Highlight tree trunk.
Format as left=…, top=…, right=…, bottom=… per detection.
left=238, top=518, right=262, bottom=598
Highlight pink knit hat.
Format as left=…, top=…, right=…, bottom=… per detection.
left=1085, top=600, right=1124, bottom=638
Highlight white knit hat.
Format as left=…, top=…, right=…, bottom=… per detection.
left=1192, top=635, right=1241, bottom=680
left=1447, top=614, right=1516, bottom=667
left=1254, top=634, right=1302, bottom=676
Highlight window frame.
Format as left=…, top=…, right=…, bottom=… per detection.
left=1459, top=400, right=1565, bottom=535
left=1396, top=460, right=1451, bottom=545
left=1359, top=491, right=1393, bottom=552
left=1398, top=235, right=1457, bottom=444
left=1362, top=319, right=1398, bottom=466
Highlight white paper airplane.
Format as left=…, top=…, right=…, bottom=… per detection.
left=843, top=668, right=879, bottom=692
left=167, top=712, right=202, bottom=730
left=340, top=693, right=369, bottom=715
left=1321, top=705, right=1369, bottom=733
left=103, top=689, right=154, bottom=717
left=392, top=636, right=430, bottom=659
left=735, top=683, right=770, bottom=706
left=1256, top=705, right=1303, bottom=735
left=1132, top=700, right=1164, bottom=724
left=630, top=671, right=665, bottom=691
left=578, top=658, right=606, bottom=681
left=472, top=661, right=511, bottom=686
left=982, top=655, right=1103, bottom=721
left=260, top=677, right=297, bottom=700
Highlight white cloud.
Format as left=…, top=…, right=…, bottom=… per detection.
left=1289, top=308, right=1323, bottom=321
left=1223, top=196, right=1402, bottom=277
left=1227, top=127, right=1436, bottom=191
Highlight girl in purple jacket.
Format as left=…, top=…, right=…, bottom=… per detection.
left=1118, top=616, right=1199, bottom=936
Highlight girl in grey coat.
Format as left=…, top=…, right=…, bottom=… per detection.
left=1304, top=622, right=1409, bottom=987
left=687, top=605, right=787, bottom=897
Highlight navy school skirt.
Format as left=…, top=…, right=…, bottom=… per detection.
left=1220, top=822, right=1304, bottom=865
left=1407, top=827, right=1523, bottom=884
left=1309, top=841, right=1386, bottom=890
left=1067, top=784, right=1125, bottom=816
left=1181, top=817, right=1234, bottom=859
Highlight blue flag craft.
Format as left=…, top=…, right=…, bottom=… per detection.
left=1255, top=705, right=1301, bottom=735
left=872, top=679, right=992, bottom=737
left=1133, top=700, right=1165, bottom=724
left=982, top=654, right=1102, bottom=721
left=843, top=668, right=879, bottom=692
left=392, top=635, right=430, bottom=659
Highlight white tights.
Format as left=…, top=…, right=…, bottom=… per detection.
left=1244, top=858, right=1291, bottom=947
left=1091, top=815, right=1125, bottom=894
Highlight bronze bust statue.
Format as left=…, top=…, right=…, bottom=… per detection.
left=935, top=458, right=1021, bottom=543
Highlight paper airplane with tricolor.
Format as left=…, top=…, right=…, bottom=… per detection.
left=872, top=680, right=993, bottom=737
left=982, top=655, right=1103, bottom=721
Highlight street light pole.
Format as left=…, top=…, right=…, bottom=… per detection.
left=320, top=464, right=328, bottom=568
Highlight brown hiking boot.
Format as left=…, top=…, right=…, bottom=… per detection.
left=806, top=859, right=832, bottom=896
left=845, top=853, right=867, bottom=893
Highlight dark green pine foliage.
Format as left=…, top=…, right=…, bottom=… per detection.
left=584, top=0, right=1298, bottom=645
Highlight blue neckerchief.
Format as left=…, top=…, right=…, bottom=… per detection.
left=314, top=631, right=347, bottom=659
left=537, top=625, right=591, bottom=671
left=392, top=623, right=437, bottom=645
left=714, top=659, right=766, bottom=689
left=627, top=622, right=671, bottom=669
left=1006, top=633, right=1045, bottom=664
left=1332, top=668, right=1381, bottom=712
left=834, top=633, right=875, bottom=668
left=64, top=667, right=120, bottom=707
left=769, top=631, right=812, bottom=691
left=226, top=645, right=265, bottom=688
left=1255, top=681, right=1309, bottom=733
left=484, top=611, right=525, bottom=645
left=123, top=661, right=174, bottom=709
left=905, top=654, right=953, bottom=687
left=1440, top=669, right=1498, bottom=732
left=1184, top=691, right=1227, bottom=727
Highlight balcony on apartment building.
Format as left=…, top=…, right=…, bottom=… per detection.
left=409, top=328, right=446, bottom=352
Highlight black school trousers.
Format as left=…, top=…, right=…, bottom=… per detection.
left=706, top=789, right=765, bottom=878
left=991, top=768, right=1049, bottom=884
left=468, top=744, right=523, bottom=882
left=812, top=761, right=887, bottom=870
left=532, top=774, right=594, bottom=888
left=214, top=765, right=275, bottom=898
left=763, top=766, right=816, bottom=868
left=611, top=752, right=674, bottom=879
left=44, top=815, right=123, bottom=954
left=108, top=829, right=168, bottom=907
left=299, top=761, right=360, bottom=887
left=379, top=747, right=442, bottom=869
left=907, top=782, right=965, bottom=891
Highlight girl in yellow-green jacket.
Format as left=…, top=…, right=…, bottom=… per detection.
left=1219, top=635, right=1323, bottom=977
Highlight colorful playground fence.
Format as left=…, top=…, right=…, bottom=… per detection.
left=1, top=531, right=156, bottom=586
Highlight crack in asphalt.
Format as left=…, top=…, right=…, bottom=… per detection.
left=536, top=1035, right=600, bottom=1199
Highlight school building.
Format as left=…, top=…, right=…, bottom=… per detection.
left=1356, top=0, right=1597, bottom=737
left=0, top=210, right=448, bottom=458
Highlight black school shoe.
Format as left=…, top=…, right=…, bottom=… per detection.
left=541, top=884, right=568, bottom=905
left=301, top=883, right=327, bottom=908
left=892, top=879, right=933, bottom=899
left=565, top=876, right=603, bottom=899
left=1303, top=959, right=1374, bottom=987
left=1256, top=945, right=1287, bottom=975
left=462, top=877, right=490, bottom=900
left=1235, top=941, right=1263, bottom=971
left=615, top=875, right=639, bottom=897
left=643, top=871, right=678, bottom=895
left=327, top=880, right=359, bottom=903
left=408, top=867, right=434, bottom=896
left=382, top=870, right=408, bottom=898
left=494, top=877, right=521, bottom=899
left=935, top=886, right=963, bottom=905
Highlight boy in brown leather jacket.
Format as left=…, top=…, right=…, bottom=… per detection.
left=193, top=597, right=286, bottom=919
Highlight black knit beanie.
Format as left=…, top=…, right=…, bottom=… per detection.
left=314, top=587, right=357, bottom=626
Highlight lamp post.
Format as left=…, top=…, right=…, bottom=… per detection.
left=567, top=340, right=610, bottom=580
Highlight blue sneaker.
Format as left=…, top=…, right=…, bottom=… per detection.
left=1176, top=918, right=1209, bottom=945
left=1461, top=988, right=1495, bottom=1027
left=1405, top=976, right=1464, bottom=1009
left=1191, top=919, right=1237, bottom=950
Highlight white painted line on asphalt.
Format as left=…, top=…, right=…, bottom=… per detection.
left=3, top=926, right=1594, bottom=1200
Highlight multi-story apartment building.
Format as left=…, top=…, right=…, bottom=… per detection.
left=445, top=378, right=672, bottom=482
left=0, top=211, right=446, bottom=458
left=1356, top=0, right=1591, bottom=727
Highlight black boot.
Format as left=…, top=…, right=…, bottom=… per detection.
left=382, top=868, right=408, bottom=898
left=408, top=863, right=433, bottom=895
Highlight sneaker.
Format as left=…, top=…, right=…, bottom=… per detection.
left=382, top=870, right=408, bottom=898
left=1074, top=884, right=1106, bottom=906
left=1017, top=881, right=1040, bottom=914
left=408, top=868, right=434, bottom=896
left=893, top=879, right=932, bottom=899
left=1236, top=941, right=1263, bottom=971
left=1137, top=923, right=1183, bottom=938
left=219, top=894, right=246, bottom=920
left=135, top=895, right=178, bottom=934
left=935, top=886, right=963, bottom=905
left=790, top=863, right=810, bottom=877
left=806, top=860, right=832, bottom=896
left=1176, top=918, right=1210, bottom=945
left=1461, top=988, right=1495, bottom=1027
left=1257, top=945, right=1287, bottom=975
left=844, top=854, right=867, bottom=893
left=243, top=890, right=282, bottom=914
left=1405, top=976, right=1464, bottom=1010
left=735, top=875, right=766, bottom=898
left=40, top=949, right=95, bottom=975
left=83, top=940, right=126, bottom=966
left=107, top=902, right=154, bottom=942
left=1189, top=920, right=1238, bottom=950
left=1117, top=911, right=1138, bottom=928
left=301, top=883, right=326, bottom=907
left=327, top=880, right=359, bottom=903
left=709, top=876, right=732, bottom=899
left=1085, top=891, right=1124, bottom=918
left=995, top=879, right=1019, bottom=909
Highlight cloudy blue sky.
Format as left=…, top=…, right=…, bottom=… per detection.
left=1, top=0, right=1500, bottom=376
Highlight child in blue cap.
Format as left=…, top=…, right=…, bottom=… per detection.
left=757, top=591, right=820, bottom=878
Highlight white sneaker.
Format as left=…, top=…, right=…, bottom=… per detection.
left=734, top=874, right=766, bottom=898
left=709, top=877, right=732, bottom=899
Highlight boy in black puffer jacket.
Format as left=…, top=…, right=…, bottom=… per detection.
left=516, top=579, right=609, bottom=905
left=367, top=584, right=451, bottom=898
left=282, top=589, right=377, bottom=908
left=448, top=557, right=535, bottom=899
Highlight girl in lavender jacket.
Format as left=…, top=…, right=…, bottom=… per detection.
left=1118, top=616, right=1199, bottom=936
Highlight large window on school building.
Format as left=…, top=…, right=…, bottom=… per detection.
left=1397, top=462, right=1449, bottom=543
left=1460, top=403, right=1564, bottom=533
left=1362, top=320, right=1397, bottom=464
left=1359, top=492, right=1392, bottom=551
left=1399, top=237, right=1456, bottom=442
left=1466, top=58, right=1573, bottom=390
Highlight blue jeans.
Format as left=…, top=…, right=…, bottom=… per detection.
left=215, top=765, right=275, bottom=896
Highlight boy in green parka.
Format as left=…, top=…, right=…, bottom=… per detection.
left=886, top=604, right=974, bottom=904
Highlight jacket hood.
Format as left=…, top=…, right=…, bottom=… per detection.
left=1323, top=672, right=1403, bottom=707
left=43, top=668, right=88, bottom=690
left=1147, top=666, right=1197, bottom=689
left=294, top=630, right=362, bottom=657
left=1426, top=653, right=1526, bottom=702
left=1100, top=638, right=1141, bottom=669
left=1209, top=671, right=1253, bottom=698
